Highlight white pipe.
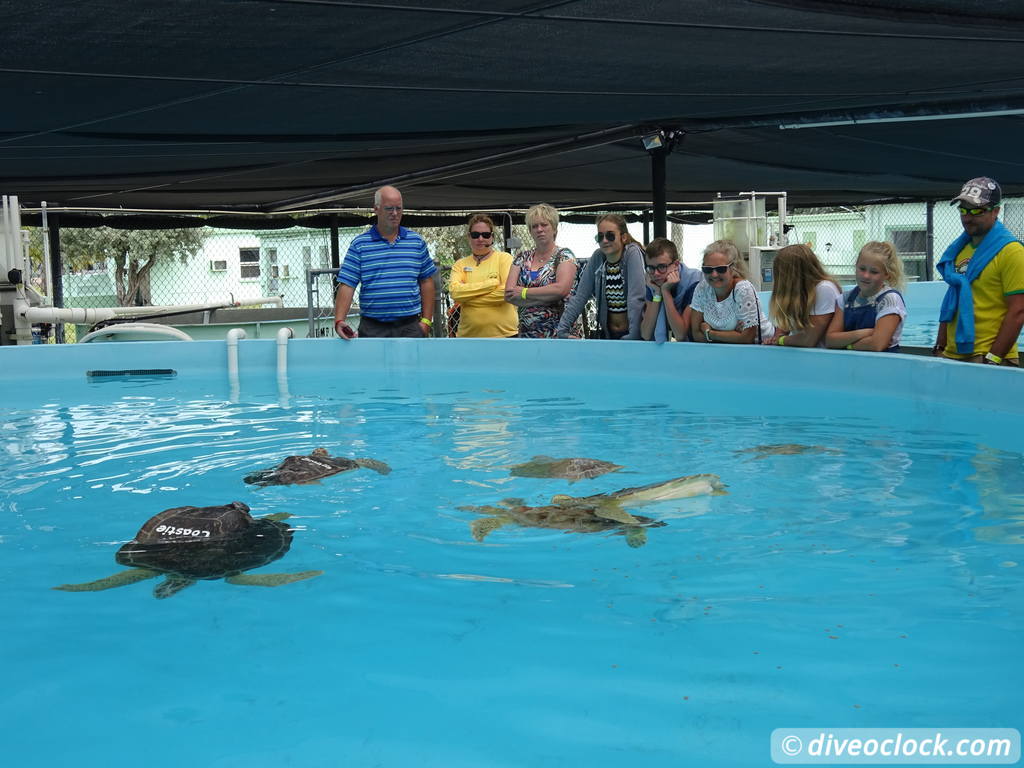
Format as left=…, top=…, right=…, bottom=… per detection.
left=226, top=328, right=247, bottom=400
left=21, top=297, right=260, bottom=326
left=276, top=326, right=294, bottom=407
left=276, top=326, right=294, bottom=378
left=237, top=295, right=284, bottom=308
left=78, top=323, right=194, bottom=343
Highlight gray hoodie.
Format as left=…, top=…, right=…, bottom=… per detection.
left=555, top=242, right=647, bottom=339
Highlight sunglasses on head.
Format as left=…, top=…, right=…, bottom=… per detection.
left=645, top=263, right=673, bottom=274
left=595, top=231, right=618, bottom=243
left=701, top=264, right=732, bottom=275
left=469, top=231, right=493, bottom=239
left=958, top=205, right=995, bottom=216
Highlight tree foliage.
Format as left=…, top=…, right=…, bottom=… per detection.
left=59, top=226, right=206, bottom=306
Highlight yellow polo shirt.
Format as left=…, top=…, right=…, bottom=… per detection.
left=944, top=240, right=1024, bottom=359
left=448, top=250, right=518, bottom=338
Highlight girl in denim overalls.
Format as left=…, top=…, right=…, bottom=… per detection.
left=826, top=241, right=907, bottom=352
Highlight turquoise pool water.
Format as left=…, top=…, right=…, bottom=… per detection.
left=1, top=341, right=1023, bottom=767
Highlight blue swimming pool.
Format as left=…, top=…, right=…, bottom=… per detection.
left=1, top=339, right=1022, bottom=767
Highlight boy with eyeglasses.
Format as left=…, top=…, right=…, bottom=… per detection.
left=639, top=237, right=703, bottom=342
left=936, top=177, right=1024, bottom=366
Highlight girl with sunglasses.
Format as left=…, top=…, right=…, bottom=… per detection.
left=764, top=244, right=841, bottom=347
left=690, top=240, right=773, bottom=344
left=555, top=214, right=646, bottom=339
left=447, top=214, right=519, bottom=337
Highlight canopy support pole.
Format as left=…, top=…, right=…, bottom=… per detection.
left=651, top=146, right=667, bottom=239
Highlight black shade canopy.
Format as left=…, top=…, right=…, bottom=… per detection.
left=3, top=0, right=1024, bottom=211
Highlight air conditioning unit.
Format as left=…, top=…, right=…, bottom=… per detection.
left=209, top=259, right=228, bottom=272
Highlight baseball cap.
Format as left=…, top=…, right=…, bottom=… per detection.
left=950, top=177, right=1001, bottom=207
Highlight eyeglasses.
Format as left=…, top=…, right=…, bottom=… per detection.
left=595, top=231, right=617, bottom=243
left=645, top=263, right=673, bottom=274
left=958, top=205, right=995, bottom=216
left=701, top=264, right=732, bottom=275
left=469, top=231, right=493, bottom=239
left=380, top=206, right=403, bottom=213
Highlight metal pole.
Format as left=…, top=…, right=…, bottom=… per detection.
left=47, top=211, right=65, bottom=343
left=925, top=201, right=935, bottom=281
left=642, top=210, right=650, bottom=245
left=651, top=147, right=667, bottom=239
left=329, top=215, right=340, bottom=269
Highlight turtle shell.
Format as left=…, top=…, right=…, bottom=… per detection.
left=244, top=451, right=360, bottom=486
left=115, top=501, right=293, bottom=579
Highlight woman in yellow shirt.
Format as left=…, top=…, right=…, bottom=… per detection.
left=448, top=214, right=518, bottom=337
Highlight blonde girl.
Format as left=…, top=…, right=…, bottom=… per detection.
left=825, top=241, right=907, bottom=352
left=765, top=244, right=842, bottom=347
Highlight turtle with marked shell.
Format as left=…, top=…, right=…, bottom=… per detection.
left=463, top=473, right=726, bottom=548
left=53, top=501, right=322, bottom=599
left=244, top=448, right=391, bottom=486
left=509, top=455, right=623, bottom=482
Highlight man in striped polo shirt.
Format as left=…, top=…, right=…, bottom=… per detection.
left=333, top=185, right=438, bottom=339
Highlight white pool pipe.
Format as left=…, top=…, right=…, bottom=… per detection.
left=226, top=327, right=247, bottom=401
left=77, top=323, right=195, bottom=343
left=276, top=326, right=294, bottom=406
left=276, top=326, right=293, bottom=378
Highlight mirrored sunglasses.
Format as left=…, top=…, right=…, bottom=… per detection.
left=958, top=205, right=994, bottom=216
left=469, top=231, right=493, bottom=239
left=595, top=231, right=617, bottom=243
left=701, top=264, right=732, bottom=275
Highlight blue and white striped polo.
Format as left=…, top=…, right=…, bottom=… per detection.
left=337, top=225, right=437, bottom=321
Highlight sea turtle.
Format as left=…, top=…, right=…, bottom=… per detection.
left=509, top=455, right=624, bottom=482
left=463, top=472, right=726, bottom=548
left=53, top=501, right=322, bottom=599
left=734, top=444, right=840, bottom=460
left=244, top=448, right=391, bottom=486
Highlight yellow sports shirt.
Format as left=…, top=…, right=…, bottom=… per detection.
left=944, top=240, right=1024, bottom=359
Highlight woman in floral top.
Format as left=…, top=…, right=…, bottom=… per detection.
left=690, top=239, right=774, bottom=344
left=504, top=203, right=578, bottom=338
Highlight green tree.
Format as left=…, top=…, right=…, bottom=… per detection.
left=59, top=226, right=206, bottom=306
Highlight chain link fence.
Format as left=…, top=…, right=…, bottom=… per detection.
left=18, top=199, right=1024, bottom=342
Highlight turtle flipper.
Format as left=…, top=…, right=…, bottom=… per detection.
left=470, top=516, right=509, bottom=542
left=262, top=512, right=293, bottom=522
left=624, top=526, right=648, bottom=548
left=225, top=570, right=323, bottom=587
left=355, top=458, right=392, bottom=475
left=594, top=501, right=642, bottom=526
left=53, top=567, right=160, bottom=592
left=154, top=576, right=197, bottom=599
left=243, top=470, right=273, bottom=486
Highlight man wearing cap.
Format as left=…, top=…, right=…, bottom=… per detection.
left=935, top=177, right=1024, bottom=365
left=333, top=185, right=437, bottom=340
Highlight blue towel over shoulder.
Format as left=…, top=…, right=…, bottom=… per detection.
left=937, top=219, right=1019, bottom=354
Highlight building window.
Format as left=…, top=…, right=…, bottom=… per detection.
left=888, top=228, right=928, bottom=280
left=240, top=247, right=260, bottom=279
left=319, top=245, right=330, bottom=267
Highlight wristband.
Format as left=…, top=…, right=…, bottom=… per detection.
left=845, top=343, right=854, bottom=350
left=777, top=335, right=786, bottom=346
left=651, top=293, right=662, bottom=303
left=521, top=287, right=528, bottom=300
left=985, top=351, right=1003, bottom=365
left=704, top=328, right=712, bottom=343
left=420, top=317, right=433, bottom=327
